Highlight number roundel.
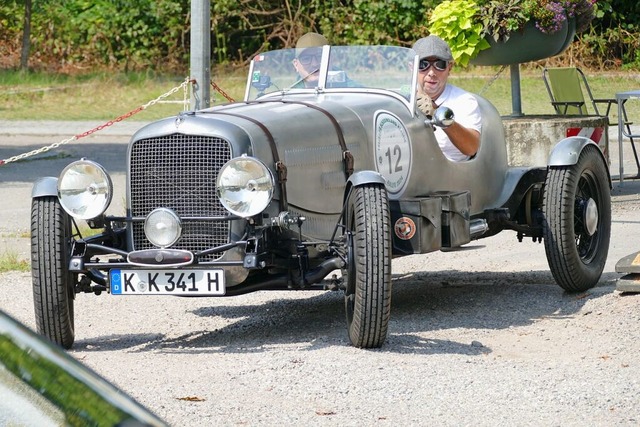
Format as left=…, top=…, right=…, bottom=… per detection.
left=374, top=111, right=412, bottom=198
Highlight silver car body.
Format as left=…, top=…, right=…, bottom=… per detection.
left=30, top=45, right=611, bottom=349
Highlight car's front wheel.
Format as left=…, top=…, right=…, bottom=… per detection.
left=543, top=145, right=611, bottom=292
left=342, top=183, right=392, bottom=348
left=31, top=196, right=75, bottom=349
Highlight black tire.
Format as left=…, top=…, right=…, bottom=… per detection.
left=31, top=196, right=75, bottom=349
left=543, top=145, right=611, bottom=292
left=342, top=184, right=392, bottom=348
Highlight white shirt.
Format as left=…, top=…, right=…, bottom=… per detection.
left=433, top=84, right=482, bottom=161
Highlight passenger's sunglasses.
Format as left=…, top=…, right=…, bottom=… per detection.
left=419, top=59, right=448, bottom=71
left=298, top=52, right=322, bottom=66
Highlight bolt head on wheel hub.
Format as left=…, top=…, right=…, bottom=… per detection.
left=583, top=198, right=598, bottom=236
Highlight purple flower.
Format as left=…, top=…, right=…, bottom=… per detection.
left=473, top=0, right=596, bottom=38
left=533, top=0, right=570, bottom=34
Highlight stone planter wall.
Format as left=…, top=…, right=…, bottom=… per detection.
left=503, top=115, right=609, bottom=167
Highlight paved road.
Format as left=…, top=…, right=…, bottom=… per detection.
left=0, top=120, right=149, bottom=259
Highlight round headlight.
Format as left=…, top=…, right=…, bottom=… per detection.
left=216, top=156, right=274, bottom=218
left=144, top=208, right=182, bottom=248
left=58, top=159, right=113, bottom=220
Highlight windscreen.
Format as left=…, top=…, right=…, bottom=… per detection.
left=244, top=45, right=417, bottom=103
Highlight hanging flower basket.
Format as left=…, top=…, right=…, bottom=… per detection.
left=427, top=0, right=594, bottom=68
left=470, top=17, right=576, bottom=66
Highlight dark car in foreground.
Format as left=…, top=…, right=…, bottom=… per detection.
left=0, top=310, right=166, bottom=425
left=31, top=45, right=611, bottom=349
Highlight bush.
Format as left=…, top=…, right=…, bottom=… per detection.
left=0, top=0, right=638, bottom=72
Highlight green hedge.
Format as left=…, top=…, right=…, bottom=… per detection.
left=1, top=0, right=638, bottom=73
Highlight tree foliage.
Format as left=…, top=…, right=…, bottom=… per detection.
left=0, top=0, right=638, bottom=73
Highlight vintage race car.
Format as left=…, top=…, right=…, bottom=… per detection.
left=31, top=45, right=611, bottom=349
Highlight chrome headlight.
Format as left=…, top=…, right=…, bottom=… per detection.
left=144, top=208, right=182, bottom=248
left=58, top=159, right=112, bottom=220
left=216, top=156, right=274, bottom=218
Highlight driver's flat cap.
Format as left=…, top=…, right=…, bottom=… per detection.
left=413, top=35, right=453, bottom=61
left=296, top=32, right=328, bottom=55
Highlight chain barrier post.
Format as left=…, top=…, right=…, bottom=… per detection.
left=190, top=0, right=211, bottom=110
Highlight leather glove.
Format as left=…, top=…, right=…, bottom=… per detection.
left=416, top=93, right=435, bottom=118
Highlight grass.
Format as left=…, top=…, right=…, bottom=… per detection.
left=0, top=68, right=247, bottom=122
left=0, top=251, right=29, bottom=273
left=2, top=66, right=640, bottom=121
left=454, top=66, right=640, bottom=119
left=0, top=224, right=100, bottom=274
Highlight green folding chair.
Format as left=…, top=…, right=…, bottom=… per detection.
left=543, top=67, right=615, bottom=116
left=543, top=66, right=640, bottom=176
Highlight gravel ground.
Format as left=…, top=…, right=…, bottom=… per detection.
left=2, top=241, right=640, bottom=426
left=1, top=125, right=640, bottom=426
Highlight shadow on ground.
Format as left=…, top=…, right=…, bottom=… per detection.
left=73, top=269, right=611, bottom=356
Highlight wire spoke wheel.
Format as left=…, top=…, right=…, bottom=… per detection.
left=543, top=145, right=611, bottom=292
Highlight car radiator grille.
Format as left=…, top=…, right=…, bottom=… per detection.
left=129, top=134, right=232, bottom=261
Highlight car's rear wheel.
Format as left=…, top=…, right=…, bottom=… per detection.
left=342, top=184, right=392, bottom=348
left=543, top=145, right=611, bottom=292
left=31, top=196, right=75, bottom=349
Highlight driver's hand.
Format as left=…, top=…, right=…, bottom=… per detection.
left=417, top=93, right=435, bottom=118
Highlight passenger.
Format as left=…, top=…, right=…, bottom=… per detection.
left=413, top=35, right=481, bottom=161
left=291, top=32, right=360, bottom=89
left=292, top=32, right=329, bottom=88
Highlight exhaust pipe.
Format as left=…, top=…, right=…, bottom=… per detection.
left=470, top=219, right=489, bottom=239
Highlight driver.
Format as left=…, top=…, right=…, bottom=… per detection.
left=413, top=35, right=481, bottom=161
left=292, top=32, right=328, bottom=88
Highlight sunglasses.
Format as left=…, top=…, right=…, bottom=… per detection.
left=419, top=59, right=448, bottom=71
left=298, top=52, right=322, bottom=66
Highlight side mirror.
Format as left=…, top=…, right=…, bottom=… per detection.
left=429, top=107, right=454, bottom=129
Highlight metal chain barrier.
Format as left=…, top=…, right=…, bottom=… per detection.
left=0, top=77, right=193, bottom=166
left=478, top=65, right=508, bottom=96
left=211, top=81, right=235, bottom=103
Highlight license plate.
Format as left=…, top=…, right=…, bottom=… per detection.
left=109, top=269, right=225, bottom=295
